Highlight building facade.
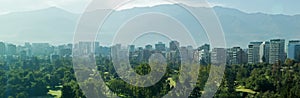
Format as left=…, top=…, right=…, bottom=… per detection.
left=288, top=40, right=300, bottom=61
left=248, top=42, right=262, bottom=64
left=211, top=48, right=226, bottom=65
left=259, top=41, right=270, bottom=63
left=228, top=47, right=247, bottom=65
left=0, top=42, right=5, bottom=56
left=269, top=39, right=286, bottom=64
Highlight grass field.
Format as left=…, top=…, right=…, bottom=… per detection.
left=48, top=90, right=62, bottom=98
left=235, top=86, right=257, bottom=94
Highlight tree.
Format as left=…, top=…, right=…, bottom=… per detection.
left=61, top=80, right=85, bottom=98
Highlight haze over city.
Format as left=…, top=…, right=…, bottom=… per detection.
left=1, top=0, right=300, bottom=98
left=0, top=0, right=300, bottom=48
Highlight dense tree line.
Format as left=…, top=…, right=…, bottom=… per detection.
left=0, top=56, right=300, bottom=98
left=0, top=57, right=85, bottom=98
left=215, top=59, right=300, bottom=98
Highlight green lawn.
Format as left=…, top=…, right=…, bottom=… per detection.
left=48, top=90, right=62, bottom=98
left=235, top=86, right=256, bottom=94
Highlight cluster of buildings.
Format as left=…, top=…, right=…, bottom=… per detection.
left=223, top=39, right=300, bottom=65
left=1, top=38, right=299, bottom=65
left=109, top=41, right=197, bottom=64
left=0, top=42, right=72, bottom=62
left=105, top=39, right=300, bottom=65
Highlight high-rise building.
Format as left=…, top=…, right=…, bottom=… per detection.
left=99, top=46, right=111, bottom=57
left=118, top=48, right=128, bottom=61
left=248, top=42, right=262, bottom=64
left=269, top=39, right=286, bottom=64
left=169, top=41, right=179, bottom=51
left=211, top=48, right=226, bottom=65
left=227, top=47, right=247, bottom=65
left=6, top=44, right=17, bottom=56
left=198, top=44, right=210, bottom=52
left=180, top=46, right=189, bottom=62
left=136, top=47, right=144, bottom=62
left=0, top=42, right=5, bottom=56
left=143, top=45, right=153, bottom=61
left=295, top=45, right=300, bottom=62
left=259, top=41, right=270, bottom=63
left=19, top=50, right=27, bottom=60
left=196, top=44, right=210, bottom=65
left=94, top=42, right=100, bottom=48
left=111, top=44, right=122, bottom=60
left=187, top=45, right=194, bottom=60
left=128, top=45, right=136, bottom=59
left=155, top=42, right=166, bottom=52
left=128, top=45, right=135, bottom=53
left=145, top=45, right=153, bottom=51
left=241, top=49, right=248, bottom=64
left=288, top=40, right=300, bottom=61
left=167, top=41, right=180, bottom=64
left=24, top=42, right=32, bottom=57
left=94, top=43, right=101, bottom=56
left=32, top=43, right=51, bottom=57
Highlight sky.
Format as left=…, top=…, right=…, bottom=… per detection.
left=0, top=0, right=300, bottom=15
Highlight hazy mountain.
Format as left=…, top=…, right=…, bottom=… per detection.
left=0, top=4, right=299, bottom=47
left=0, top=7, right=79, bottom=44
left=214, top=6, right=300, bottom=47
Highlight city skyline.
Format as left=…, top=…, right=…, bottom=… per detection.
left=1, top=1, right=299, bottom=97
left=1, top=38, right=299, bottom=64
left=0, top=37, right=298, bottom=49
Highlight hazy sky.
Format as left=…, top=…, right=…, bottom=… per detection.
left=209, top=0, right=300, bottom=15
left=0, top=0, right=299, bottom=15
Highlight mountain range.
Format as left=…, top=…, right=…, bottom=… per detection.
left=0, top=4, right=299, bottom=48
